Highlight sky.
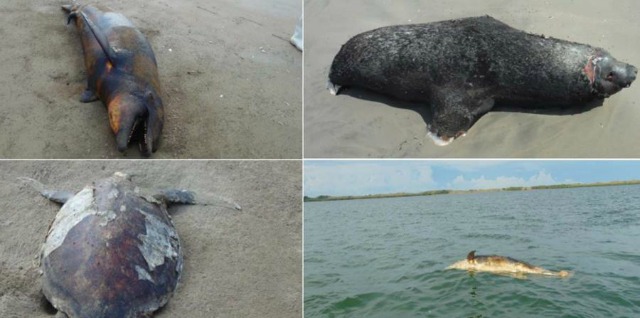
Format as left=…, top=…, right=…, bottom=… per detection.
left=304, top=160, right=640, bottom=197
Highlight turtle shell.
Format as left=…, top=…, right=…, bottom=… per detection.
left=41, top=173, right=182, bottom=318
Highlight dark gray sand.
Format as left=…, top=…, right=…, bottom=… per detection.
left=304, top=0, right=640, bottom=158
left=0, top=0, right=301, bottom=158
left=0, top=161, right=301, bottom=317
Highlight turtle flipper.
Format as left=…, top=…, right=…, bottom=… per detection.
left=154, top=189, right=197, bottom=205
left=154, top=189, right=242, bottom=211
left=427, top=86, right=494, bottom=145
left=202, top=195, right=242, bottom=211
left=18, top=177, right=75, bottom=205
left=54, top=311, right=69, bottom=318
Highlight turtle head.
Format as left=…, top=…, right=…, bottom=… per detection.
left=107, top=89, right=163, bottom=157
left=589, top=51, right=637, bottom=97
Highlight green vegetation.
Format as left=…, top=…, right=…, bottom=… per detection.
left=304, top=180, right=640, bottom=202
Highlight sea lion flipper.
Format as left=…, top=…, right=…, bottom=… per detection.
left=80, top=88, right=99, bottom=103
left=428, top=86, right=494, bottom=145
left=327, top=80, right=342, bottom=96
left=79, top=11, right=118, bottom=66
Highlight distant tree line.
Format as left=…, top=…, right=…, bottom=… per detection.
left=304, top=180, right=640, bottom=202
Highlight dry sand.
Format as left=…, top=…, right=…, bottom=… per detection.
left=0, top=161, right=301, bottom=317
left=304, top=0, right=640, bottom=158
left=0, top=0, right=301, bottom=159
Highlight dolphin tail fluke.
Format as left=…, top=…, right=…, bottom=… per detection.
left=77, top=10, right=118, bottom=65
left=61, top=5, right=79, bottom=25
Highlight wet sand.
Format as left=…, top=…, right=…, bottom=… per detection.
left=0, top=161, right=301, bottom=317
left=304, top=0, right=640, bottom=158
left=0, top=0, right=301, bottom=159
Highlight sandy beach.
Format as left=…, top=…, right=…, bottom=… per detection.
left=304, top=0, right=640, bottom=158
left=0, top=161, right=301, bottom=317
left=0, top=0, right=301, bottom=159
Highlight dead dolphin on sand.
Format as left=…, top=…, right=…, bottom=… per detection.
left=63, top=4, right=164, bottom=156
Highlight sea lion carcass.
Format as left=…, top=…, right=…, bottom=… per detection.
left=63, top=4, right=164, bottom=156
left=328, top=16, right=637, bottom=145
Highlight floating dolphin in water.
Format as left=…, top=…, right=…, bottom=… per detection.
left=446, top=250, right=571, bottom=277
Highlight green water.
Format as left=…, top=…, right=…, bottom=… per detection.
left=305, top=185, right=640, bottom=317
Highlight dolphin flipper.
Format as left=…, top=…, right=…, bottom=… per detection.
left=80, top=88, right=99, bottom=103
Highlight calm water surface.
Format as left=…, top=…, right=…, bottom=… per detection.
left=305, top=185, right=640, bottom=317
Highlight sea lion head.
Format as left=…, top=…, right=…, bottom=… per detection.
left=429, top=109, right=473, bottom=144
left=587, top=51, right=637, bottom=97
left=107, top=89, right=163, bottom=157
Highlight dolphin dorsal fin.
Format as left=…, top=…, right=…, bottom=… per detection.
left=79, top=11, right=117, bottom=66
left=467, top=250, right=476, bottom=261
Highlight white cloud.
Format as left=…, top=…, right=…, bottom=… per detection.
left=304, top=162, right=435, bottom=196
left=449, top=170, right=558, bottom=190
left=432, top=160, right=512, bottom=172
left=304, top=161, right=574, bottom=197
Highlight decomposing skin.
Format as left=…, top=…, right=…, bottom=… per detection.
left=62, top=4, right=164, bottom=156
left=20, top=172, right=239, bottom=318
left=328, top=16, right=637, bottom=145
left=446, top=250, right=571, bottom=278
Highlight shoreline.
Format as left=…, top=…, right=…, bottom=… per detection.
left=304, top=180, right=640, bottom=202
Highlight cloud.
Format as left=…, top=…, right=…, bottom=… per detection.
left=304, top=161, right=582, bottom=197
left=431, top=160, right=512, bottom=172
left=305, top=162, right=435, bottom=196
left=448, top=170, right=558, bottom=190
